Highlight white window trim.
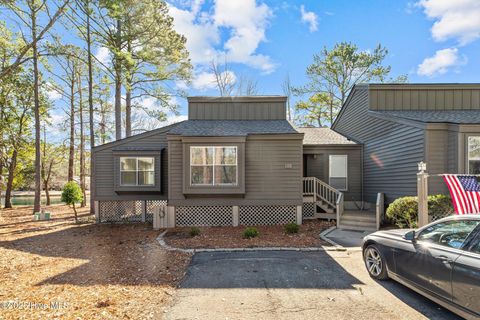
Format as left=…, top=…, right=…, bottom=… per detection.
left=190, top=146, right=238, bottom=186
left=467, top=135, right=480, bottom=174
left=329, top=155, right=348, bottom=191
left=120, top=157, right=155, bottom=186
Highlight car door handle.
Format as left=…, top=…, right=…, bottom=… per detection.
left=436, top=256, right=453, bottom=263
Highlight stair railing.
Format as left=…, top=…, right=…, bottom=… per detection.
left=303, top=177, right=340, bottom=209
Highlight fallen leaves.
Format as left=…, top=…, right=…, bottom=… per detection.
left=0, top=204, right=192, bottom=319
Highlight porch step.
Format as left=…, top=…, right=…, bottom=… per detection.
left=339, top=210, right=377, bottom=231
left=316, top=201, right=334, bottom=214
left=338, top=222, right=377, bottom=232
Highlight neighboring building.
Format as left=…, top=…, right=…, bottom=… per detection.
left=333, top=83, right=480, bottom=205
left=92, top=83, right=480, bottom=230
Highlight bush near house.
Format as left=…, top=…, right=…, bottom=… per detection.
left=284, top=222, right=300, bottom=234
left=386, top=194, right=454, bottom=228
left=189, top=227, right=201, bottom=237
left=61, top=181, right=84, bottom=223
left=242, top=227, right=259, bottom=239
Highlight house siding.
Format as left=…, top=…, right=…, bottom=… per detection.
left=93, top=132, right=170, bottom=201
left=303, top=145, right=362, bottom=202
left=425, top=129, right=449, bottom=195
left=168, top=134, right=303, bottom=206
left=188, top=97, right=286, bottom=120
left=369, top=84, right=480, bottom=111
left=334, top=86, right=425, bottom=203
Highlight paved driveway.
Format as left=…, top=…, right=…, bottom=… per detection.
left=164, top=250, right=460, bottom=320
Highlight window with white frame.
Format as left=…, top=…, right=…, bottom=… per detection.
left=329, top=155, right=348, bottom=191
left=120, top=157, right=155, bottom=186
left=468, top=136, right=480, bottom=174
left=190, top=146, right=237, bottom=186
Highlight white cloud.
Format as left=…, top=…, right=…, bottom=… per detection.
left=300, top=5, right=318, bottom=32
left=191, top=70, right=237, bottom=91
left=417, top=47, right=466, bottom=76
left=46, top=82, right=62, bottom=101
left=417, top=0, right=480, bottom=45
left=95, top=47, right=111, bottom=65
left=167, top=0, right=276, bottom=74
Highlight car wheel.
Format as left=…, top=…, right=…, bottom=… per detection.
left=363, top=245, right=389, bottom=280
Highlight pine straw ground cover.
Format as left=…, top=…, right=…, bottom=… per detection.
left=164, top=219, right=334, bottom=249
left=0, top=205, right=191, bottom=320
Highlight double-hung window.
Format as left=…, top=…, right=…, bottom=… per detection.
left=468, top=136, right=480, bottom=174
left=120, top=157, right=155, bottom=186
left=329, top=155, right=348, bottom=191
left=190, top=146, right=237, bottom=186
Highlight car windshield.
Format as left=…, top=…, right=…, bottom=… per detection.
left=417, top=219, right=480, bottom=249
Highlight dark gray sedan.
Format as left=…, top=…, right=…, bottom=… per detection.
left=362, top=215, right=480, bottom=320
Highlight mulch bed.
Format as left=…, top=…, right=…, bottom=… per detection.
left=164, top=219, right=334, bottom=249
left=0, top=204, right=192, bottom=320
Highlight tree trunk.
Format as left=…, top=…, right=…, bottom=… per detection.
left=68, top=70, right=75, bottom=181
left=125, top=39, right=132, bottom=137
left=114, top=18, right=122, bottom=140
left=73, top=203, right=78, bottom=223
left=78, top=72, right=86, bottom=207
left=86, top=0, right=95, bottom=213
left=4, top=150, right=17, bottom=209
left=44, top=160, right=53, bottom=206
left=32, top=6, right=42, bottom=214
left=125, top=87, right=131, bottom=137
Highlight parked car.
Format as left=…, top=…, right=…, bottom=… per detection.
left=362, top=215, right=480, bottom=320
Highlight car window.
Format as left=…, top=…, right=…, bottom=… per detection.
left=417, top=220, right=480, bottom=249
left=468, top=233, right=480, bottom=254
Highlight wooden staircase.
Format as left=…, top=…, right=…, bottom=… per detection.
left=303, top=177, right=341, bottom=219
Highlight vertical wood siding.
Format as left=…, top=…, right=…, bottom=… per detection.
left=334, top=87, right=425, bottom=203
left=188, top=101, right=286, bottom=120
left=369, top=86, right=480, bottom=111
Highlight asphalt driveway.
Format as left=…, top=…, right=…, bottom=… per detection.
left=164, top=250, right=460, bottom=320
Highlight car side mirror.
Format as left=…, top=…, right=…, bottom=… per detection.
left=403, top=230, right=415, bottom=241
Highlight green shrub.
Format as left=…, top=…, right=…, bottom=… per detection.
left=284, top=222, right=299, bottom=234
left=189, top=227, right=201, bottom=237
left=386, top=194, right=454, bottom=228
left=242, top=227, right=259, bottom=239
left=61, top=181, right=84, bottom=223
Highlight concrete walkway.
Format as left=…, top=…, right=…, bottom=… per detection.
left=322, top=228, right=373, bottom=248
left=164, top=250, right=459, bottom=320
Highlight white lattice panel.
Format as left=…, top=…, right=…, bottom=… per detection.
left=99, top=200, right=143, bottom=223
left=302, top=202, right=315, bottom=218
left=176, top=206, right=233, bottom=226
left=239, top=205, right=296, bottom=225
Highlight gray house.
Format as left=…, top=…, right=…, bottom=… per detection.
left=91, top=83, right=480, bottom=230
left=92, top=96, right=306, bottom=227
left=333, top=83, right=480, bottom=206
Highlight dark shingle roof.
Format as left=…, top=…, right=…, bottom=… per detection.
left=168, top=120, right=299, bottom=136
left=296, top=127, right=358, bottom=145
left=370, top=110, right=480, bottom=124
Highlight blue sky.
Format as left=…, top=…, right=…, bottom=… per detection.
left=165, top=0, right=480, bottom=117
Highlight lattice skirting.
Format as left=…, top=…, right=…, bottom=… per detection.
left=176, top=206, right=233, bottom=226
left=98, top=200, right=167, bottom=223
left=302, top=202, right=315, bottom=218
left=239, top=205, right=297, bottom=225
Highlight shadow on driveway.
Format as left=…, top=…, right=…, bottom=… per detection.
left=181, top=250, right=363, bottom=289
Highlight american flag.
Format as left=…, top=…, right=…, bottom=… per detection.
left=443, top=175, right=480, bottom=215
